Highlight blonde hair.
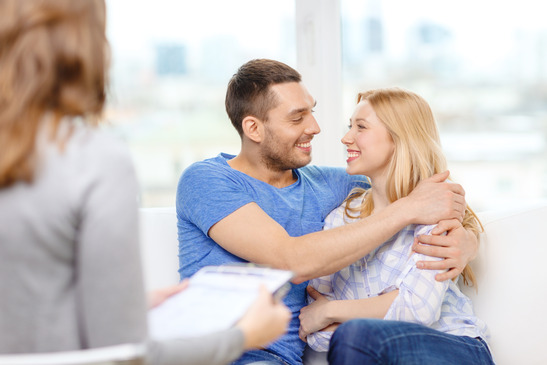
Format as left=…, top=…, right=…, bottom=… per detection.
left=345, top=87, right=482, bottom=286
left=0, top=0, right=108, bottom=187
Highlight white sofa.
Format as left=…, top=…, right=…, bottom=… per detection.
left=139, top=203, right=547, bottom=365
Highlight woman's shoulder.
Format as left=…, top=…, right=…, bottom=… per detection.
left=71, top=122, right=128, bottom=152
left=39, top=119, right=136, bottom=184
left=63, top=122, right=132, bottom=166
left=324, top=193, right=365, bottom=229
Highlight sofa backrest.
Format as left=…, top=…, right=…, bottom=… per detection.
left=462, top=203, right=547, bottom=365
left=139, top=203, right=547, bottom=365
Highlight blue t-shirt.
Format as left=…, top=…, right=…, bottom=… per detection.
left=176, top=153, right=366, bottom=365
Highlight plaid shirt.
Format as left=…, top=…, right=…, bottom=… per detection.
left=307, top=198, right=489, bottom=352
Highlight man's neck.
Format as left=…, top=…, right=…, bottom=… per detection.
left=227, top=154, right=297, bottom=188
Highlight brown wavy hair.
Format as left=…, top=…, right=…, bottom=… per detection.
left=345, top=88, right=482, bottom=287
left=0, top=0, right=108, bottom=187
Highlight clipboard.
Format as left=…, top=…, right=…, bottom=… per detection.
left=148, top=264, right=293, bottom=340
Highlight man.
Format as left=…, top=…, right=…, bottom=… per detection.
left=176, top=59, right=476, bottom=365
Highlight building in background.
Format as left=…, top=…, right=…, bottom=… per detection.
left=104, top=0, right=547, bottom=210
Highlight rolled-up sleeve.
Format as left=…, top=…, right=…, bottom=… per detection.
left=307, top=275, right=335, bottom=352
left=307, top=330, right=333, bottom=352
left=307, top=274, right=337, bottom=352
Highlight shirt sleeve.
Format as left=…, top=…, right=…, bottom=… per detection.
left=176, top=160, right=254, bottom=236
left=305, top=205, right=346, bottom=352
left=384, top=225, right=449, bottom=326
left=307, top=330, right=334, bottom=353
left=147, top=327, right=245, bottom=365
left=76, top=139, right=246, bottom=365
left=306, top=276, right=336, bottom=352
left=76, top=134, right=147, bottom=348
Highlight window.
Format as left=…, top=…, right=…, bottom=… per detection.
left=105, top=0, right=547, bottom=211
left=340, top=0, right=547, bottom=210
left=105, top=0, right=296, bottom=206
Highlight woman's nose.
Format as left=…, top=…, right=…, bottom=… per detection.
left=341, top=129, right=353, bottom=145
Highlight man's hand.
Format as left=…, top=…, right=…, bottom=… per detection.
left=403, top=171, right=466, bottom=224
left=413, top=219, right=479, bottom=281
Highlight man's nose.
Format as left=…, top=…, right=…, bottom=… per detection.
left=305, top=115, right=321, bottom=135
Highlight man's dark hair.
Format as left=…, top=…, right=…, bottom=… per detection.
left=225, top=59, right=302, bottom=136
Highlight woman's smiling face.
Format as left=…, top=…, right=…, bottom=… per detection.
left=341, top=99, right=395, bottom=180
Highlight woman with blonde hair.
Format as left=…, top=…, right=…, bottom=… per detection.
left=298, top=88, right=494, bottom=364
left=0, top=1, right=290, bottom=364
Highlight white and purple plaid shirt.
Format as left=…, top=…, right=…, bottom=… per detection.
left=307, top=197, right=490, bottom=352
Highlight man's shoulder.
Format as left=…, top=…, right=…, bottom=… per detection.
left=181, top=153, right=233, bottom=178
left=299, top=164, right=346, bottom=174
left=298, top=165, right=367, bottom=187
left=297, top=165, right=347, bottom=180
left=177, top=154, right=240, bottom=200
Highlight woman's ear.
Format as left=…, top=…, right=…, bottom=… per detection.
left=241, top=116, right=263, bottom=143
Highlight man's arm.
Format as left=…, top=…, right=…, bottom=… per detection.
left=413, top=219, right=479, bottom=281
left=209, top=171, right=465, bottom=283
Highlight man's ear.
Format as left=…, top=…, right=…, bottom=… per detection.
left=241, top=116, right=263, bottom=143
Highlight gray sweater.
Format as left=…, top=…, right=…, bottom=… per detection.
left=0, top=120, right=244, bottom=365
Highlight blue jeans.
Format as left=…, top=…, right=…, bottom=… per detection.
left=328, top=319, right=495, bottom=365
left=232, top=349, right=290, bottom=365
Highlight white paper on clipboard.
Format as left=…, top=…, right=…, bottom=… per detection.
left=147, top=264, right=293, bottom=340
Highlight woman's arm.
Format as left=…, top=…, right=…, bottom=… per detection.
left=300, top=275, right=337, bottom=351
left=147, top=328, right=245, bottom=365
left=76, top=136, right=284, bottom=365
left=148, top=285, right=291, bottom=365
left=385, top=225, right=450, bottom=325
left=299, top=223, right=451, bottom=341
left=298, top=287, right=399, bottom=340
left=76, top=137, right=147, bottom=347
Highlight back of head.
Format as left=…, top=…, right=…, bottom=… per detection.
left=0, top=0, right=107, bottom=187
left=225, top=59, right=301, bottom=136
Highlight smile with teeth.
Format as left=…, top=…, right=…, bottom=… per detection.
left=346, top=150, right=360, bottom=163
left=295, top=142, right=311, bottom=148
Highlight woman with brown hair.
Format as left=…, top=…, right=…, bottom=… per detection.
left=0, top=1, right=289, bottom=364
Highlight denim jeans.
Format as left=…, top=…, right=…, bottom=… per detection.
left=328, top=319, right=495, bottom=365
left=232, top=349, right=290, bottom=365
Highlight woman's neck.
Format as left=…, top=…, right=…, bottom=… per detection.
left=368, top=175, right=390, bottom=214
